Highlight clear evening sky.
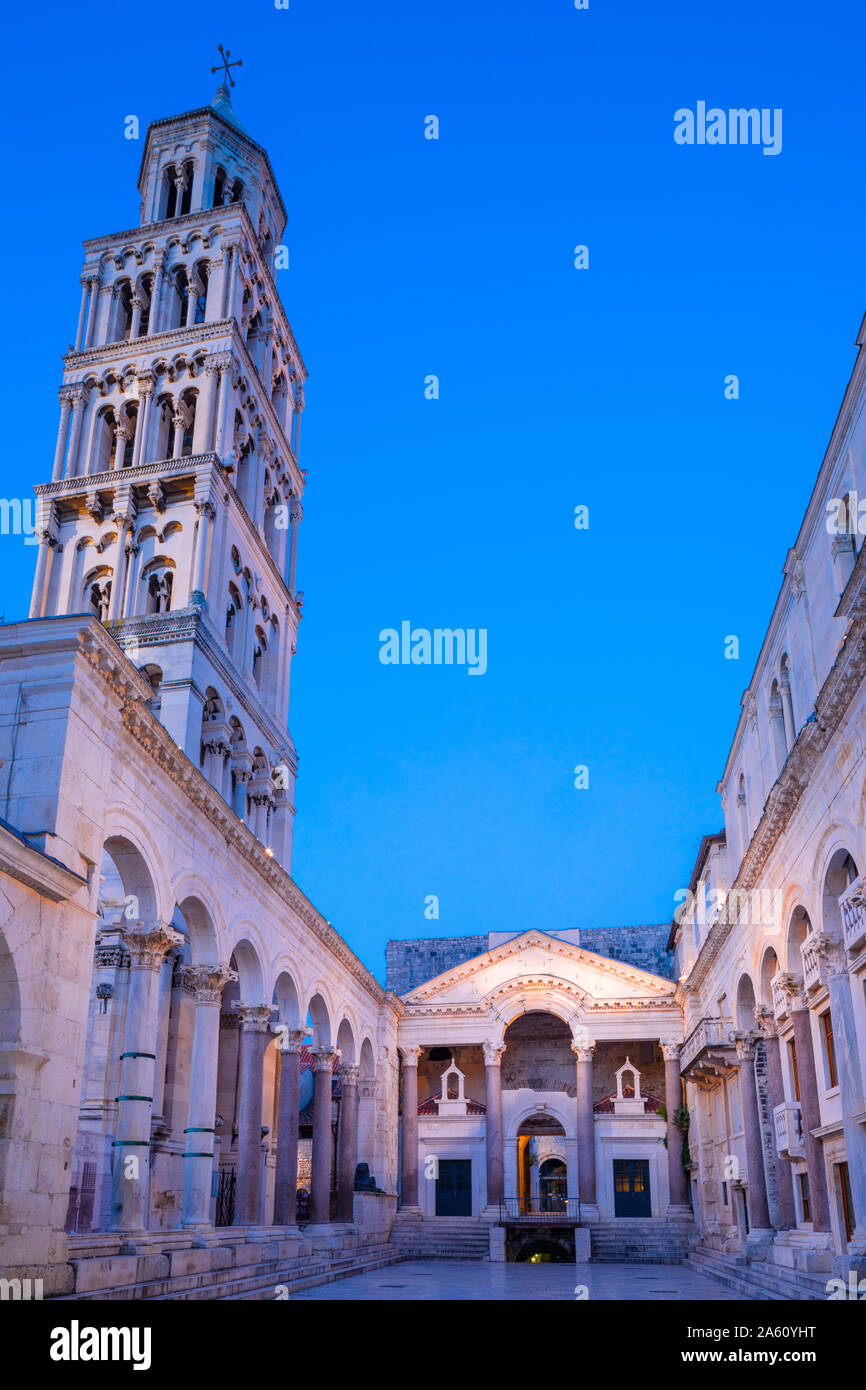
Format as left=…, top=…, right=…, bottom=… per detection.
left=4, top=1, right=865, bottom=980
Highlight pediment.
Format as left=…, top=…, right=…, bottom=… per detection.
left=401, top=930, right=675, bottom=1008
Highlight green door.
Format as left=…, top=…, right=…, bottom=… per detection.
left=436, top=1159, right=472, bottom=1216
left=613, top=1159, right=651, bottom=1217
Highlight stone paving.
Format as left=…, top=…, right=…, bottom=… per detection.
left=292, top=1259, right=747, bottom=1301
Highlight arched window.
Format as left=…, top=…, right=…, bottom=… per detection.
left=153, top=396, right=173, bottom=461
left=121, top=406, right=137, bottom=468
left=193, top=263, right=209, bottom=324
left=179, top=392, right=197, bottom=458
left=213, top=166, right=228, bottom=208
left=145, top=566, right=173, bottom=615
left=779, top=653, right=796, bottom=747
left=172, top=268, right=189, bottom=330
left=138, top=275, right=154, bottom=336
left=769, top=678, right=787, bottom=767
left=115, top=281, right=133, bottom=341
left=179, top=160, right=194, bottom=217
left=252, top=627, right=267, bottom=688
left=164, top=165, right=178, bottom=220
left=225, top=582, right=242, bottom=656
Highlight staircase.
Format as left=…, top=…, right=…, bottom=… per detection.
left=683, top=1247, right=830, bottom=1301
left=389, top=1213, right=490, bottom=1260
left=589, top=1219, right=698, bottom=1264
left=53, top=1242, right=405, bottom=1302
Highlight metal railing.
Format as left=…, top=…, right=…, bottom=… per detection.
left=499, top=1196, right=581, bottom=1223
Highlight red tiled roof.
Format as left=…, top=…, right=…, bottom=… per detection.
left=417, top=1095, right=486, bottom=1115
left=593, top=1085, right=664, bottom=1114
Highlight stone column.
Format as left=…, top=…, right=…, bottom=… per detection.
left=28, top=534, right=58, bottom=619
left=572, top=1040, right=596, bottom=1209
left=214, top=355, right=234, bottom=460
left=273, top=1028, right=305, bottom=1226
left=310, top=1049, right=337, bottom=1224
left=287, top=499, right=302, bottom=594
left=234, top=1003, right=273, bottom=1225
left=661, top=1042, right=690, bottom=1212
left=109, top=922, right=183, bottom=1234
left=190, top=500, right=214, bottom=606
left=181, top=963, right=238, bottom=1228
left=193, top=358, right=219, bottom=454
left=130, top=381, right=153, bottom=471
left=817, top=936, right=866, bottom=1257
left=83, top=275, right=100, bottom=348
left=732, top=1031, right=773, bottom=1237
left=399, top=1045, right=422, bottom=1211
left=483, top=1040, right=506, bottom=1210
left=755, top=1007, right=797, bottom=1232
left=130, top=295, right=143, bottom=339
left=74, top=276, right=90, bottom=350
left=64, top=386, right=87, bottom=478
left=783, top=977, right=831, bottom=1231
left=108, top=509, right=134, bottom=621
left=52, top=391, right=74, bottom=481
left=336, top=1063, right=360, bottom=1222
left=148, top=258, right=164, bottom=336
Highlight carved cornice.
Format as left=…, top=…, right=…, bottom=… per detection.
left=63, top=319, right=233, bottom=371
left=35, top=452, right=221, bottom=499
left=687, top=585, right=866, bottom=993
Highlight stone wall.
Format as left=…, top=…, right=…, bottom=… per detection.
left=578, top=925, right=673, bottom=979
left=386, top=935, right=488, bottom=994
left=386, top=924, right=672, bottom=994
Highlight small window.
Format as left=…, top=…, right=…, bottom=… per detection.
left=799, top=1172, right=811, bottom=1223
left=788, top=1038, right=800, bottom=1102
left=821, top=1011, right=838, bottom=1089
left=838, top=1162, right=854, bottom=1243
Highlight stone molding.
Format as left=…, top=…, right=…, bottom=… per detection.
left=181, top=961, right=238, bottom=1003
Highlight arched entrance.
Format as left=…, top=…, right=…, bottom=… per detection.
left=516, top=1112, right=567, bottom=1214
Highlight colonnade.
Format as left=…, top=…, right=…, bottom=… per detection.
left=99, top=920, right=363, bottom=1236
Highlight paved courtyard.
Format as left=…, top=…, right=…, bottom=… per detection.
left=292, top=1260, right=746, bottom=1301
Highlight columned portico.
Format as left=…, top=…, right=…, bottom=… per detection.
left=310, top=1048, right=337, bottom=1224
left=181, top=962, right=238, bottom=1228
left=573, top=1040, right=597, bottom=1212
left=110, top=921, right=184, bottom=1234
left=732, top=1031, right=773, bottom=1245
left=483, top=1041, right=506, bottom=1211
left=661, top=1041, right=690, bottom=1214
left=399, top=1045, right=422, bottom=1212
left=336, top=1063, right=360, bottom=1222
left=273, top=1028, right=305, bottom=1226
left=782, top=977, right=831, bottom=1232
left=234, top=1002, right=273, bottom=1226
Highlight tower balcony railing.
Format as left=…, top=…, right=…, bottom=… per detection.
left=840, top=875, right=866, bottom=954
left=773, top=1101, right=804, bottom=1159
left=679, top=1017, right=735, bottom=1079
left=499, top=1197, right=581, bottom=1224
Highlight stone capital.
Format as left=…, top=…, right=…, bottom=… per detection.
left=235, top=1001, right=275, bottom=1032
left=119, top=921, right=184, bottom=971
left=731, top=1029, right=761, bottom=1062
left=399, top=1045, right=422, bottom=1067
left=660, top=1041, right=682, bottom=1062
left=778, top=971, right=807, bottom=1010
left=810, top=929, right=848, bottom=979
left=272, top=1025, right=306, bottom=1054
left=571, top=1040, right=596, bottom=1062
left=341, top=1063, right=360, bottom=1088
left=482, top=1040, right=506, bottom=1067
left=754, top=1005, right=777, bottom=1038
left=180, top=961, right=238, bottom=1005
left=313, top=1048, right=337, bottom=1073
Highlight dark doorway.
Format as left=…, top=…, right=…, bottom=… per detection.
left=539, top=1158, right=568, bottom=1213
left=436, top=1158, right=472, bottom=1216
left=613, top=1159, right=651, bottom=1217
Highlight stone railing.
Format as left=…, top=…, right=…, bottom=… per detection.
left=773, top=1100, right=804, bottom=1159
left=801, top=929, right=824, bottom=992
left=840, top=875, right=866, bottom=954
left=770, top=973, right=788, bottom=1022
left=680, top=1016, right=732, bottom=1075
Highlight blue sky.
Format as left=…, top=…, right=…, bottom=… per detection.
left=4, top=1, right=865, bottom=981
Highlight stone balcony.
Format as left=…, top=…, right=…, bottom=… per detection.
left=679, top=1017, right=736, bottom=1082
left=771, top=973, right=789, bottom=1022
left=773, top=1100, right=804, bottom=1159
left=840, top=874, right=866, bottom=954
left=801, top=929, right=827, bottom=993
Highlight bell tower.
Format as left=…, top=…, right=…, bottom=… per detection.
left=29, top=66, right=307, bottom=869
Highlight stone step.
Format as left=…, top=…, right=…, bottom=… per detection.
left=684, top=1250, right=827, bottom=1302
left=55, top=1243, right=399, bottom=1302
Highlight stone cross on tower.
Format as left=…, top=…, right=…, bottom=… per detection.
left=211, top=44, right=243, bottom=88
